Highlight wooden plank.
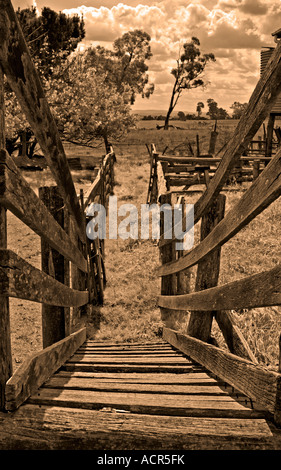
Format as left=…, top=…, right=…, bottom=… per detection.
left=162, top=328, right=281, bottom=414
left=158, top=147, right=281, bottom=273
left=75, top=350, right=178, bottom=356
left=78, top=343, right=174, bottom=349
left=187, top=194, right=225, bottom=342
left=0, top=150, right=87, bottom=272
left=62, top=363, right=203, bottom=373
left=28, top=387, right=263, bottom=418
left=0, top=1, right=85, bottom=242
left=43, top=375, right=242, bottom=396
left=54, top=370, right=220, bottom=384
left=158, top=263, right=281, bottom=311
left=84, top=340, right=169, bottom=346
left=5, top=328, right=86, bottom=411
left=0, top=249, right=88, bottom=307
left=0, top=68, right=12, bottom=411
left=0, top=405, right=278, bottom=450
left=159, top=156, right=219, bottom=164
left=66, top=355, right=192, bottom=364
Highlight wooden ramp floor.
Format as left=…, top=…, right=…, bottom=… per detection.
left=1, top=339, right=281, bottom=450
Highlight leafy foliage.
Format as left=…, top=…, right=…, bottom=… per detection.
left=16, top=6, right=85, bottom=79
left=83, top=29, right=154, bottom=106
left=49, top=55, right=135, bottom=149
left=206, top=98, right=229, bottom=120
left=230, top=101, right=248, bottom=119
left=5, top=6, right=85, bottom=156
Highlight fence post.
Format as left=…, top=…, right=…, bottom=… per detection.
left=0, top=67, right=12, bottom=410
left=159, top=193, right=177, bottom=328
left=253, top=160, right=260, bottom=180
left=39, top=186, right=68, bottom=347
left=176, top=196, right=192, bottom=297
left=187, top=194, right=226, bottom=341
left=69, top=214, right=88, bottom=329
left=265, top=113, right=275, bottom=164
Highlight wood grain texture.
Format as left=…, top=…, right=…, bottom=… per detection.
left=28, top=387, right=262, bottom=418
left=187, top=194, right=225, bottom=341
left=40, top=186, right=67, bottom=347
left=0, top=150, right=87, bottom=272
left=0, top=249, right=89, bottom=307
left=158, top=263, right=281, bottom=311
left=0, top=404, right=279, bottom=450
left=5, top=327, right=86, bottom=411
left=0, top=69, right=12, bottom=411
left=0, top=1, right=85, bottom=241
left=43, top=375, right=241, bottom=396
left=162, top=328, right=281, bottom=414
left=158, top=147, right=281, bottom=274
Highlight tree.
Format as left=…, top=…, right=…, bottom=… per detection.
left=230, top=101, right=247, bottom=119
left=16, top=6, right=85, bottom=79
left=177, top=111, right=186, bottom=121
left=84, top=30, right=154, bottom=106
left=5, top=6, right=85, bottom=157
left=49, top=29, right=154, bottom=151
left=163, top=37, right=215, bottom=130
left=196, top=101, right=204, bottom=118
left=206, top=98, right=229, bottom=120
left=50, top=61, right=135, bottom=151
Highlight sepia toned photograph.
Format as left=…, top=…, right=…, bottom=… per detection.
left=0, top=0, right=281, bottom=455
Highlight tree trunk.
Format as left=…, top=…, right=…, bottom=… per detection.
left=164, top=106, right=173, bottom=130
left=164, top=81, right=177, bottom=130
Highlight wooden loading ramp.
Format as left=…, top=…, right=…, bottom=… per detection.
left=1, top=338, right=281, bottom=450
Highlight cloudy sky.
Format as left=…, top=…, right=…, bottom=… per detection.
left=12, top=0, right=281, bottom=114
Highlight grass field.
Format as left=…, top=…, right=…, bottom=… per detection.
left=8, top=120, right=281, bottom=372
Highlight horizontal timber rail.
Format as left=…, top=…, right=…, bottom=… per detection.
left=0, top=0, right=116, bottom=413
left=156, top=37, right=281, bottom=428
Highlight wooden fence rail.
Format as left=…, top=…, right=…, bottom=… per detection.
left=154, top=34, right=281, bottom=426
left=0, top=0, right=116, bottom=411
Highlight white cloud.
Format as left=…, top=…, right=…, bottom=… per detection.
left=16, top=0, right=278, bottom=111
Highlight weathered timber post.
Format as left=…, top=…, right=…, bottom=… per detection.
left=159, top=193, right=177, bottom=328
left=39, top=186, right=68, bottom=347
left=187, top=194, right=226, bottom=341
left=0, top=67, right=12, bottom=410
left=151, top=153, right=159, bottom=204
left=176, top=196, right=192, bottom=327
left=69, top=214, right=88, bottom=328
left=176, top=196, right=192, bottom=296
left=265, top=113, right=275, bottom=164
left=208, top=121, right=218, bottom=155
left=253, top=160, right=260, bottom=180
